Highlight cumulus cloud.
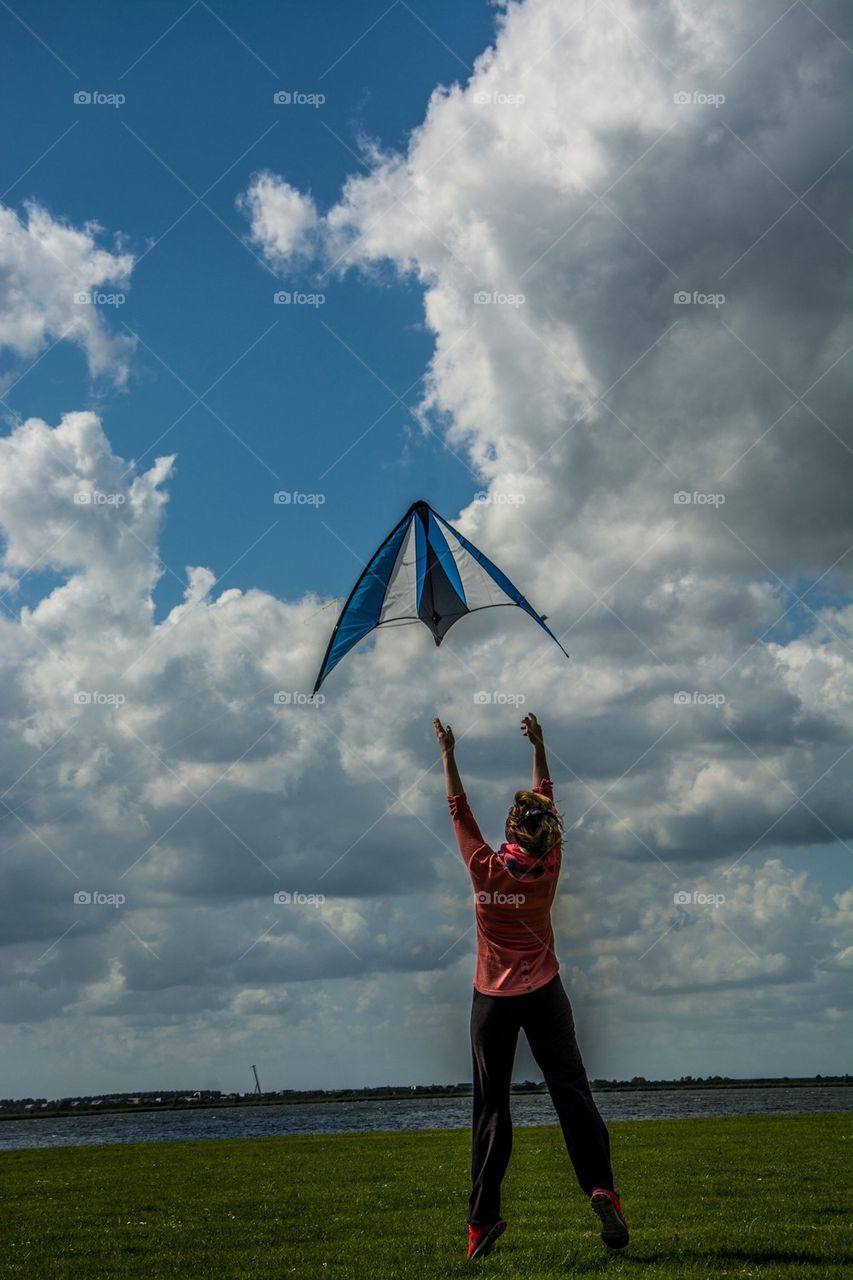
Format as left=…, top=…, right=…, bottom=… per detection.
left=2, top=0, right=852, bottom=1094
left=246, top=0, right=853, bottom=578
left=0, top=200, right=135, bottom=385
left=239, top=173, right=320, bottom=264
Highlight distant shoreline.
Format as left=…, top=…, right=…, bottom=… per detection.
left=2, top=1078, right=849, bottom=1124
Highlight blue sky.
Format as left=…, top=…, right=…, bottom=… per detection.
left=1, top=0, right=497, bottom=617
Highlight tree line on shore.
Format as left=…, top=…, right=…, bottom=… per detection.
left=2, top=1074, right=850, bottom=1119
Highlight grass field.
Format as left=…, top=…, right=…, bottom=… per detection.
left=0, top=1113, right=850, bottom=1278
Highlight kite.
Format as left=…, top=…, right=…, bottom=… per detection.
left=313, top=499, right=569, bottom=692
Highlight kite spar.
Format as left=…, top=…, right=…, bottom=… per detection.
left=312, top=499, right=569, bottom=693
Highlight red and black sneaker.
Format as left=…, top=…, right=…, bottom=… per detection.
left=590, top=1188, right=629, bottom=1249
left=467, top=1219, right=507, bottom=1260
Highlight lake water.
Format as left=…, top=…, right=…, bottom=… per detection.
left=1, top=1087, right=849, bottom=1152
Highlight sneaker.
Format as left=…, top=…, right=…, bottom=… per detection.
left=590, top=1188, right=629, bottom=1249
left=467, top=1219, right=507, bottom=1260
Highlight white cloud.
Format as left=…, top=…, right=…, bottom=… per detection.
left=239, top=173, right=319, bottom=265
left=0, top=201, right=135, bottom=385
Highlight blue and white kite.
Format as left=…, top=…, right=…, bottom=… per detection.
left=313, top=500, right=569, bottom=692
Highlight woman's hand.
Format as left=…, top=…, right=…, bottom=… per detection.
left=521, top=713, right=544, bottom=745
left=433, top=718, right=456, bottom=756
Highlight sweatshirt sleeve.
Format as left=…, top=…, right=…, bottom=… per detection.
left=447, top=793, right=491, bottom=867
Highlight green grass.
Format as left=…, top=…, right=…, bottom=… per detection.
left=0, top=1113, right=850, bottom=1278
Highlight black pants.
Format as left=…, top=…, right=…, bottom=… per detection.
left=469, top=974, right=614, bottom=1224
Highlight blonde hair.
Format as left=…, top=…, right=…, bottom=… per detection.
left=505, top=790, right=563, bottom=857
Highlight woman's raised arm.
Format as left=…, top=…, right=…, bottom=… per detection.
left=434, top=718, right=464, bottom=796
left=434, top=718, right=490, bottom=866
left=521, top=712, right=551, bottom=790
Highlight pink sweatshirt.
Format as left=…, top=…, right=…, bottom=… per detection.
left=447, top=779, right=561, bottom=996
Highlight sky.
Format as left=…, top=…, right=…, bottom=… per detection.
left=0, top=0, right=851, bottom=1100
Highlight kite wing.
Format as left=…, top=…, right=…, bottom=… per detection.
left=312, top=499, right=569, bottom=692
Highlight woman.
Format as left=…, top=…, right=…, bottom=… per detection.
left=433, top=712, right=628, bottom=1261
